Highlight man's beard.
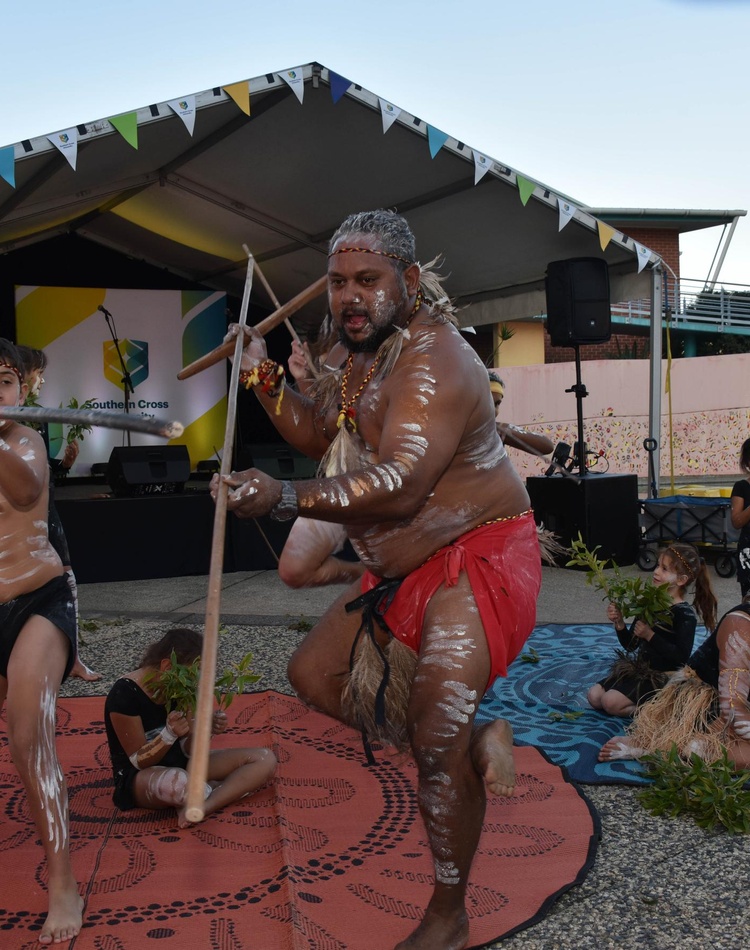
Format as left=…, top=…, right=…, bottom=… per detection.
left=338, top=322, right=397, bottom=353
left=338, top=282, right=409, bottom=353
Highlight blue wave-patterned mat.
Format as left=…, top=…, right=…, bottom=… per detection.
left=476, top=623, right=708, bottom=786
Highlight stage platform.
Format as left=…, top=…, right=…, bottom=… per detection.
left=54, top=477, right=289, bottom=583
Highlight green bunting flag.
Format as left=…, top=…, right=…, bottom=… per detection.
left=516, top=175, right=536, bottom=206
left=109, top=113, right=139, bottom=150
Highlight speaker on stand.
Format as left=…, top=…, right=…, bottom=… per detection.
left=545, top=257, right=611, bottom=476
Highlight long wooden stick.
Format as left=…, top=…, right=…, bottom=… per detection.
left=249, top=254, right=318, bottom=377
left=184, top=250, right=255, bottom=822
left=0, top=405, right=183, bottom=438
left=177, top=275, right=327, bottom=380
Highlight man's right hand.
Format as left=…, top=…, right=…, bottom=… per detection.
left=224, top=324, right=267, bottom=371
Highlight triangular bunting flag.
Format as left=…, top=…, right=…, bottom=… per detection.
left=47, top=128, right=78, bottom=170
left=427, top=125, right=449, bottom=159
left=516, top=175, right=536, bottom=206
left=109, top=112, right=139, bottom=150
left=168, top=96, right=197, bottom=135
left=597, top=220, right=616, bottom=251
left=329, top=71, right=353, bottom=104
left=280, top=68, right=305, bottom=104
left=0, top=146, right=15, bottom=187
left=379, top=98, right=401, bottom=133
left=473, top=151, right=491, bottom=185
left=557, top=198, right=576, bottom=231
left=634, top=241, right=651, bottom=274
left=223, top=81, right=251, bottom=116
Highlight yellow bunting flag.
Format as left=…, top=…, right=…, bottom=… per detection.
left=516, top=175, right=536, bottom=206
left=109, top=113, right=138, bottom=150
left=597, top=221, right=616, bottom=251
left=223, top=82, right=251, bottom=116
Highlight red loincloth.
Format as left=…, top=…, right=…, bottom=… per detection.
left=360, top=511, right=541, bottom=690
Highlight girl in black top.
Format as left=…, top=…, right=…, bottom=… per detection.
left=588, top=542, right=717, bottom=717
left=104, top=628, right=276, bottom=827
left=730, top=437, right=750, bottom=597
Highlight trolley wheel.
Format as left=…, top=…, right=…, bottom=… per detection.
left=636, top=546, right=658, bottom=571
left=715, top=555, right=736, bottom=578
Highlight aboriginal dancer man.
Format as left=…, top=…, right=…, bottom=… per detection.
left=213, top=210, right=541, bottom=950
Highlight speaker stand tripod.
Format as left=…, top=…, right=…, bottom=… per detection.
left=564, top=343, right=589, bottom=476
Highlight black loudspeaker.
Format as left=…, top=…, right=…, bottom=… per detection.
left=545, top=257, right=611, bottom=346
left=527, top=473, right=640, bottom=565
left=235, top=442, right=318, bottom=481
left=107, top=445, right=191, bottom=497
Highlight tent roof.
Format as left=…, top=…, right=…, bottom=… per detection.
left=0, top=62, right=716, bottom=330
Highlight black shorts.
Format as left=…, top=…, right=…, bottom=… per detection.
left=0, top=574, right=77, bottom=680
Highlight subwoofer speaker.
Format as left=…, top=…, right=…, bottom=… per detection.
left=107, top=445, right=190, bottom=497
left=545, top=257, right=612, bottom=346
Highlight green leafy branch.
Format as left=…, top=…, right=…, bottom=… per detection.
left=63, top=396, right=97, bottom=444
left=146, top=649, right=261, bottom=715
left=637, top=746, right=750, bottom=834
left=566, top=534, right=673, bottom=627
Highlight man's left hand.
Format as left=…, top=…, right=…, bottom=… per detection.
left=210, top=467, right=282, bottom=519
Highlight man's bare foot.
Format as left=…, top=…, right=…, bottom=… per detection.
left=598, top=737, right=643, bottom=762
left=394, top=908, right=469, bottom=950
left=38, top=880, right=83, bottom=945
left=70, top=656, right=102, bottom=682
left=470, top=719, right=515, bottom=797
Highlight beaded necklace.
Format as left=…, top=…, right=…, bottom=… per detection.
left=336, top=290, right=423, bottom=433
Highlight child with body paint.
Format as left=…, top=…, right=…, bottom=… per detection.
left=588, top=542, right=717, bottom=717
left=16, top=344, right=101, bottom=683
left=104, top=629, right=276, bottom=827
left=0, top=338, right=82, bottom=945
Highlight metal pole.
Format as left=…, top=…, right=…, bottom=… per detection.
left=648, top=266, right=663, bottom=495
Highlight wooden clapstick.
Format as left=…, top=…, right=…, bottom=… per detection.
left=177, top=275, right=327, bottom=380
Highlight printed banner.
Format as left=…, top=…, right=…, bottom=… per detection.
left=634, top=241, right=651, bottom=273
left=558, top=198, right=576, bottom=231
left=14, top=287, right=227, bottom=473
left=168, top=96, right=197, bottom=136
left=378, top=98, right=401, bottom=133
left=280, top=68, right=305, bottom=104
left=473, top=151, right=492, bottom=185
left=47, top=128, right=78, bottom=170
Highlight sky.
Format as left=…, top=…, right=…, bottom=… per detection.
left=2, top=0, right=749, bottom=286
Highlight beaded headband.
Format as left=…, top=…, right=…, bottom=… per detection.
left=0, top=361, right=23, bottom=384
left=665, top=545, right=694, bottom=580
left=328, top=246, right=415, bottom=267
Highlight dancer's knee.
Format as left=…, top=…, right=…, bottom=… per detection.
left=147, top=767, right=189, bottom=807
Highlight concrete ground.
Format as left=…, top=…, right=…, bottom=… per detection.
left=70, top=563, right=749, bottom=950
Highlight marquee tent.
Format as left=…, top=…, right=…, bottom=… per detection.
left=0, top=62, right=669, bottom=469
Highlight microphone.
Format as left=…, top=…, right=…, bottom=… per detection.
left=98, top=305, right=112, bottom=318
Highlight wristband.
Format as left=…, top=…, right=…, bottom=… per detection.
left=159, top=725, right=178, bottom=746
left=269, top=480, right=298, bottom=521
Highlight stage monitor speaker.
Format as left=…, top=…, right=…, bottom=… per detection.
left=526, top=473, right=640, bottom=565
left=545, top=257, right=611, bottom=346
left=107, top=445, right=190, bottom=497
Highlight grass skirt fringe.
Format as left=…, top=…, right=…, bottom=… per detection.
left=627, top=666, right=724, bottom=762
left=341, top=633, right=417, bottom=752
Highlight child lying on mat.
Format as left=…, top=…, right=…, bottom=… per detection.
left=104, top=629, right=276, bottom=827
left=587, top=543, right=717, bottom=717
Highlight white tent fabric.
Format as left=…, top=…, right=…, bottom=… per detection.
left=0, top=62, right=657, bottom=328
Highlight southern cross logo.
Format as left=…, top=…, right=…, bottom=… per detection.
left=103, top=339, right=149, bottom=390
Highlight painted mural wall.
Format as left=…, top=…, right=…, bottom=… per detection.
left=495, top=353, right=750, bottom=483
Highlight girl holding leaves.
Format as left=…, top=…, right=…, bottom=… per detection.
left=104, top=629, right=276, bottom=828
left=587, top=543, right=717, bottom=717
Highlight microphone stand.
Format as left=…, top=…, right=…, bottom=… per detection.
left=100, top=306, right=134, bottom=447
